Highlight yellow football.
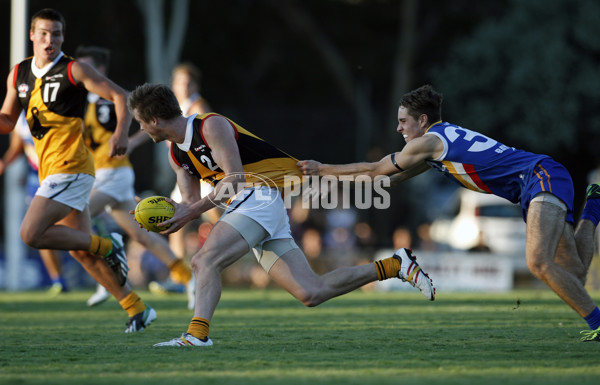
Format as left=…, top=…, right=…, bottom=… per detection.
left=134, top=196, right=175, bottom=232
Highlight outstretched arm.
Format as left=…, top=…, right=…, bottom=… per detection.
left=298, top=135, right=441, bottom=181
left=388, top=163, right=431, bottom=185
left=71, top=61, right=132, bottom=157
left=297, top=156, right=397, bottom=179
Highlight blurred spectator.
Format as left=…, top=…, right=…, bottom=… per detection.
left=416, top=222, right=442, bottom=251
left=468, top=230, right=492, bottom=253
left=354, top=221, right=376, bottom=250
left=171, top=62, right=211, bottom=116
left=392, top=226, right=413, bottom=251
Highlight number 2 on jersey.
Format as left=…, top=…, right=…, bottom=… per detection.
left=200, top=154, right=219, bottom=171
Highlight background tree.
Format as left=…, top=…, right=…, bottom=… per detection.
left=432, top=0, right=600, bottom=212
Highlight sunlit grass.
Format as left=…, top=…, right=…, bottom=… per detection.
left=1, top=289, right=599, bottom=385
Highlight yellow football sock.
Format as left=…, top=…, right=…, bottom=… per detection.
left=187, top=317, right=210, bottom=341
left=373, top=257, right=401, bottom=281
left=89, top=235, right=113, bottom=257
left=119, top=292, right=146, bottom=317
left=169, top=259, right=192, bottom=285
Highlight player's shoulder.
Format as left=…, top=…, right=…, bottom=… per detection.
left=201, top=113, right=232, bottom=132
left=413, top=133, right=441, bottom=148
left=401, top=134, right=443, bottom=159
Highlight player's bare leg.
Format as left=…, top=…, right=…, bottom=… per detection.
left=525, top=201, right=597, bottom=317
left=20, top=196, right=95, bottom=250
left=190, top=221, right=250, bottom=321
left=554, top=225, right=588, bottom=284
left=39, top=248, right=67, bottom=294
left=574, top=219, right=596, bottom=274
left=154, top=218, right=432, bottom=347
left=152, top=221, right=250, bottom=346
left=268, top=248, right=377, bottom=307
left=54, top=205, right=131, bottom=301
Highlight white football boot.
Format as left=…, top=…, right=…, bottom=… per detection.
left=393, top=248, right=436, bottom=301
left=153, top=333, right=213, bottom=347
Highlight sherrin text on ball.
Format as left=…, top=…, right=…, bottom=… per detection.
left=134, top=196, right=175, bottom=232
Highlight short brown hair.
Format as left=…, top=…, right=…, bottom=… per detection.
left=400, top=85, right=443, bottom=123
left=31, top=8, right=66, bottom=34
left=128, top=83, right=182, bottom=123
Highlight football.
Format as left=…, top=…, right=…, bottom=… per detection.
left=134, top=196, right=175, bottom=232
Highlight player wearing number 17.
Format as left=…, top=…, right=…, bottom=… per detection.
left=0, top=9, right=155, bottom=332
left=298, top=84, right=600, bottom=342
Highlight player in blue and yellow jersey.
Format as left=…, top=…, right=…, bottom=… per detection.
left=127, top=83, right=434, bottom=347
left=298, top=84, right=600, bottom=342
left=0, top=9, right=155, bottom=332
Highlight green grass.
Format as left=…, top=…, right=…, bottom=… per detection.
left=0, top=288, right=599, bottom=385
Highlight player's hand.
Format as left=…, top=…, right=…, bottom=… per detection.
left=129, top=196, right=147, bottom=231
left=158, top=198, right=192, bottom=235
left=108, top=133, right=128, bottom=157
left=297, top=160, right=322, bottom=175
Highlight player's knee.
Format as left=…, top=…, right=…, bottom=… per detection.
left=190, top=254, right=206, bottom=274
left=20, top=226, right=40, bottom=248
left=526, top=256, right=549, bottom=278
left=190, top=251, right=221, bottom=275
left=294, top=288, right=323, bottom=307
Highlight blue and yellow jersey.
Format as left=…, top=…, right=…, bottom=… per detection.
left=424, top=122, right=549, bottom=203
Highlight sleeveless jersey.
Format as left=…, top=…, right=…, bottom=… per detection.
left=170, top=113, right=301, bottom=188
left=15, top=111, right=39, bottom=171
left=425, top=122, right=549, bottom=203
left=83, top=93, right=131, bottom=169
left=14, top=53, right=94, bottom=181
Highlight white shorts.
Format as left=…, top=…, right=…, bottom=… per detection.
left=218, top=186, right=297, bottom=271
left=93, top=167, right=136, bottom=202
left=222, top=186, right=291, bottom=240
left=36, top=173, right=95, bottom=212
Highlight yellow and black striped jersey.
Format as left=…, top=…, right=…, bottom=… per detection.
left=170, top=113, right=301, bottom=188
left=83, top=93, right=131, bottom=169
left=14, top=53, right=94, bottom=181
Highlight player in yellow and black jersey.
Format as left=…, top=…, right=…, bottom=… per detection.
left=0, top=9, right=155, bottom=333
left=128, top=83, right=428, bottom=347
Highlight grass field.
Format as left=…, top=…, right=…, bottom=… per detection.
left=1, top=288, right=599, bottom=385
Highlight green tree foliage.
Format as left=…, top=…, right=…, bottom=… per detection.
left=432, top=0, right=600, bottom=159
